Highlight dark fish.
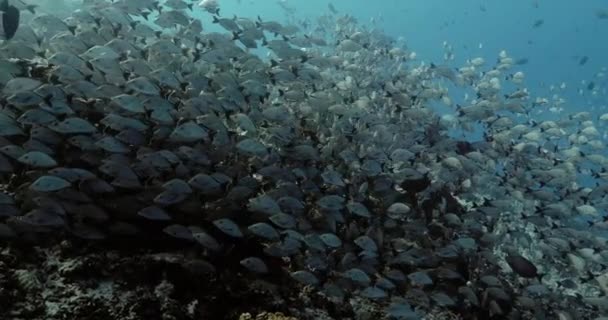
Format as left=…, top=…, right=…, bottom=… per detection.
left=0, top=0, right=20, bottom=40
left=506, top=254, right=539, bottom=279
left=514, top=58, right=529, bottom=65
left=328, top=3, right=337, bottom=14
left=596, top=9, right=608, bottom=19
left=587, top=81, right=595, bottom=91
left=532, top=19, right=544, bottom=28
left=579, top=56, right=588, bottom=65
left=12, top=0, right=35, bottom=14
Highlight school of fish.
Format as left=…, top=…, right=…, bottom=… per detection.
left=1, top=0, right=608, bottom=319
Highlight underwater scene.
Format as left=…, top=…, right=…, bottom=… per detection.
left=1, top=0, right=608, bottom=319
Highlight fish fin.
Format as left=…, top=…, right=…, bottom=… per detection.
left=536, top=273, right=544, bottom=283
left=25, top=4, right=36, bottom=14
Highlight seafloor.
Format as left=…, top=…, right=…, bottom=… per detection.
left=0, top=235, right=598, bottom=320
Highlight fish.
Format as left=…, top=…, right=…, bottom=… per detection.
left=506, top=253, right=540, bottom=279
left=596, top=9, right=608, bottom=19
left=328, top=3, right=338, bottom=14
left=532, top=19, right=544, bottom=28
left=0, top=0, right=20, bottom=40
left=198, top=0, right=219, bottom=15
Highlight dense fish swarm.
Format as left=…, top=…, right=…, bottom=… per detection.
left=1, top=0, right=608, bottom=319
